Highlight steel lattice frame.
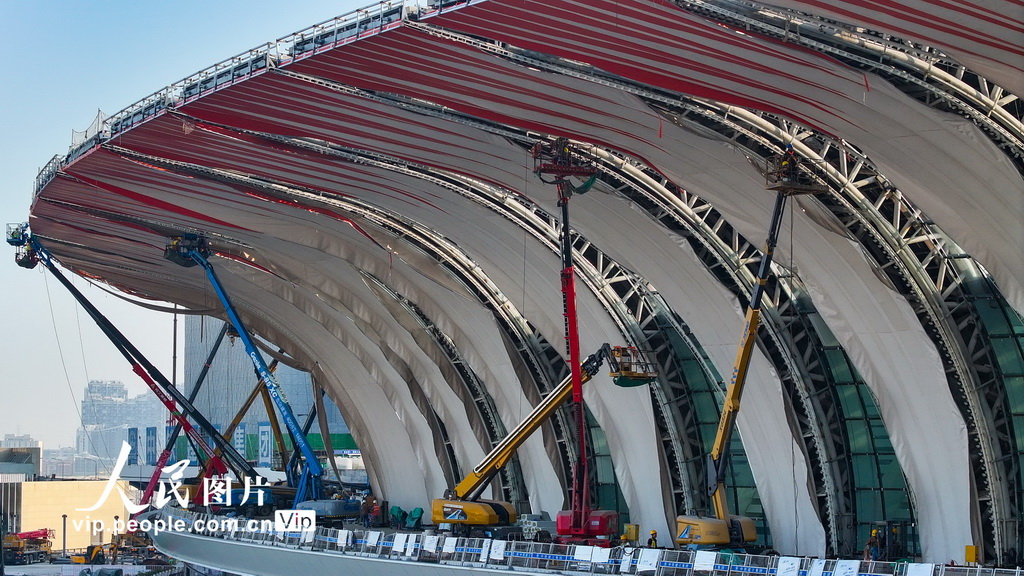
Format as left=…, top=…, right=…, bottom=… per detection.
left=361, top=271, right=531, bottom=509
left=671, top=6, right=1022, bottom=559
left=30, top=1, right=1023, bottom=559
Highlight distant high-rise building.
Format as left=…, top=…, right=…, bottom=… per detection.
left=76, top=380, right=165, bottom=469
left=183, top=316, right=351, bottom=466
left=1, top=434, right=42, bottom=449
left=81, top=380, right=128, bottom=427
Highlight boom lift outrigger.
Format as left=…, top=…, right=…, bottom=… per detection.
left=164, top=235, right=324, bottom=504
left=675, top=148, right=825, bottom=548
left=5, top=225, right=258, bottom=503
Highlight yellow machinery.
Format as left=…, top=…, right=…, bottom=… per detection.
left=70, top=531, right=159, bottom=565
left=71, top=544, right=109, bottom=565
left=677, top=154, right=824, bottom=548
left=110, top=530, right=155, bottom=564
left=432, top=344, right=655, bottom=529
left=2, top=529, right=53, bottom=564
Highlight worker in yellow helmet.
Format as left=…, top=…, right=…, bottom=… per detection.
left=863, top=529, right=880, bottom=561
left=647, top=530, right=658, bottom=548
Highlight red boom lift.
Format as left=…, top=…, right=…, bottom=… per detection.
left=534, top=138, right=619, bottom=544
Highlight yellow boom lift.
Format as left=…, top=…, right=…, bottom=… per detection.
left=432, top=344, right=654, bottom=530
left=676, top=147, right=824, bottom=548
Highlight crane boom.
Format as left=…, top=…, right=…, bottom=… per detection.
left=166, top=236, right=324, bottom=504
left=707, top=190, right=790, bottom=521
left=6, top=228, right=256, bottom=488
left=533, top=137, right=603, bottom=538
left=676, top=160, right=827, bottom=548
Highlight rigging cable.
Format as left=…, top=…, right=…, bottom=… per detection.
left=74, top=290, right=90, bottom=384
left=43, top=271, right=109, bottom=467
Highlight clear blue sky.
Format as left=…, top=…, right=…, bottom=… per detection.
left=0, top=0, right=375, bottom=447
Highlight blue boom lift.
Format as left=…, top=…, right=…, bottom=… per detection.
left=164, top=235, right=324, bottom=504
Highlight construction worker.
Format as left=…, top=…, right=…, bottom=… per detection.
left=863, top=529, right=880, bottom=561
left=371, top=500, right=382, bottom=528
left=780, top=144, right=799, bottom=182
left=360, top=496, right=373, bottom=528
left=647, top=530, right=658, bottom=548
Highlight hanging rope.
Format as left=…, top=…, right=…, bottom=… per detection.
left=74, top=289, right=90, bottom=384
left=44, top=271, right=109, bottom=463
left=786, top=186, right=799, bottom=552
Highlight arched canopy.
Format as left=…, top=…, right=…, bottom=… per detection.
left=24, top=0, right=1024, bottom=563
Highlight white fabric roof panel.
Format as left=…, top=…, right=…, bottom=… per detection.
left=772, top=0, right=1024, bottom=97
left=432, top=1, right=1024, bottom=314
left=177, top=74, right=532, bottom=193
left=433, top=0, right=879, bottom=136
left=25, top=0, right=1024, bottom=563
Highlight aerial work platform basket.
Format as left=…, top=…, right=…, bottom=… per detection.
left=6, top=222, right=38, bottom=268
left=765, top=149, right=828, bottom=195
left=609, top=346, right=657, bottom=387
left=6, top=223, right=27, bottom=247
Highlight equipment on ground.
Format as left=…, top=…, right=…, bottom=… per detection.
left=165, top=235, right=324, bottom=505
left=676, top=149, right=824, bottom=548
left=110, top=530, right=156, bottom=564
left=2, top=529, right=53, bottom=565
left=296, top=497, right=362, bottom=528
left=70, top=544, right=110, bottom=565
left=431, top=343, right=654, bottom=531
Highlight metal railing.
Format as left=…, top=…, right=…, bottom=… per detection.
left=59, top=565, right=184, bottom=576
left=158, top=509, right=994, bottom=576
left=32, top=0, right=498, bottom=198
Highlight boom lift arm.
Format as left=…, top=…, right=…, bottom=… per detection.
left=165, top=235, right=324, bottom=504
left=708, top=190, right=789, bottom=523
left=533, top=137, right=601, bottom=538
left=431, top=344, right=654, bottom=527
left=455, top=344, right=638, bottom=501
left=677, top=177, right=821, bottom=547
left=285, top=386, right=324, bottom=487
left=529, top=138, right=659, bottom=543
left=6, top=227, right=257, bottom=491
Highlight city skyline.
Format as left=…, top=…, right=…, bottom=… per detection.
left=0, top=379, right=167, bottom=451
